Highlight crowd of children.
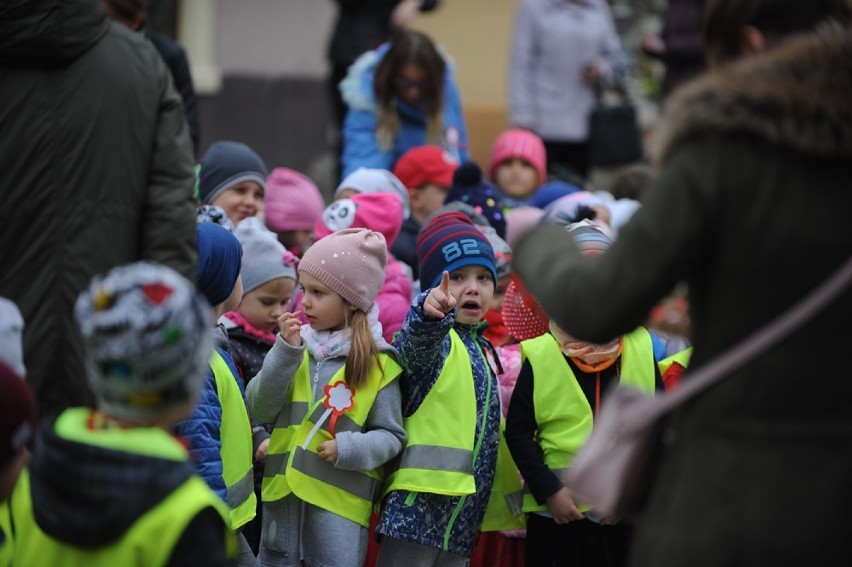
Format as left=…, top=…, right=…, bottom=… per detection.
left=0, top=31, right=693, bottom=567
left=5, top=0, right=851, bottom=564
left=0, top=120, right=694, bottom=566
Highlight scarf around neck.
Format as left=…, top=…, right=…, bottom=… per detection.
left=549, top=320, right=622, bottom=373
left=301, top=303, right=387, bottom=362
left=223, top=310, right=277, bottom=344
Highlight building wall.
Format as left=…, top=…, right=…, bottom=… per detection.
left=193, top=0, right=519, bottom=199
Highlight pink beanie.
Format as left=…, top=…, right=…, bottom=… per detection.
left=298, top=228, right=387, bottom=313
left=314, top=192, right=403, bottom=247
left=488, top=129, right=547, bottom=186
left=264, top=167, right=325, bottom=232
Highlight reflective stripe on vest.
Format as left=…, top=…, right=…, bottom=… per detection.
left=210, top=351, right=257, bottom=530
left=10, top=409, right=235, bottom=566
left=520, top=328, right=656, bottom=513
left=384, top=330, right=478, bottom=497
left=264, top=351, right=402, bottom=527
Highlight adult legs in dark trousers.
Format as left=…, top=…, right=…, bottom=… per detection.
left=543, top=140, right=590, bottom=181
left=525, top=513, right=632, bottom=567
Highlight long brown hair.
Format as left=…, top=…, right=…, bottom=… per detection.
left=373, top=30, right=446, bottom=150
left=343, top=308, right=383, bottom=389
left=703, top=0, right=852, bottom=65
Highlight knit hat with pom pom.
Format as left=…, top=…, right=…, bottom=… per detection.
left=444, top=161, right=507, bottom=239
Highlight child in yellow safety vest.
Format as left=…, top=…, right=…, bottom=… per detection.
left=376, top=212, right=524, bottom=567
left=174, top=221, right=259, bottom=566
left=505, top=221, right=663, bottom=567
left=8, top=262, right=235, bottom=566
left=247, top=228, right=405, bottom=567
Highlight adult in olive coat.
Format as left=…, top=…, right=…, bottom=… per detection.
left=0, top=0, right=197, bottom=416
left=514, top=4, right=852, bottom=565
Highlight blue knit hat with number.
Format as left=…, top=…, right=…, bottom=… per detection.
left=416, top=211, right=497, bottom=292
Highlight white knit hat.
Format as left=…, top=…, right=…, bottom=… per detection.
left=75, top=262, right=213, bottom=421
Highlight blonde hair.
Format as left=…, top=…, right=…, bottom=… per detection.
left=343, top=307, right=383, bottom=389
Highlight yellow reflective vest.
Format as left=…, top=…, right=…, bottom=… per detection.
left=9, top=408, right=234, bottom=566
left=0, top=502, right=11, bottom=567
left=658, top=346, right=693, bottom=375
left=520, top=328, right=657, bottom=513
left=263, top=351, right=402, bottom=527
left=384, top=330, right=525, bottom=532
left=209, top=350, right=257, bottom=530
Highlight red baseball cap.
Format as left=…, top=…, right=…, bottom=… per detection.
left=393, top=145, right=459, bottom=190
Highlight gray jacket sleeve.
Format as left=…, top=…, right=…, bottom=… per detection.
left=246, top=335, right=305, bottom=424
left=334, top=378, right=406, bottom=471
left=141, top=54, right=197, bottom=282
left=509, top=1, right=537, bottom=129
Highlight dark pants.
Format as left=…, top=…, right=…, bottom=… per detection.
left=525, top=513, right=632, bottom=567
left=543, top=140, right=590, bottom=181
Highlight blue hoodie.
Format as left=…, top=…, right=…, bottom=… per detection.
left=339, top=42, right=470, bottom=179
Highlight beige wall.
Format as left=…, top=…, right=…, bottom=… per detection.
left=414, top=0, right=518, bottom=166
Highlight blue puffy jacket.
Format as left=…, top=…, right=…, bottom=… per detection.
left=339, top=41, right=470, bottom=179
left=174, top=345, right=247, bottom=503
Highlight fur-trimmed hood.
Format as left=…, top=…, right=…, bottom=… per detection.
left=651, top=25, right=852, bottom=164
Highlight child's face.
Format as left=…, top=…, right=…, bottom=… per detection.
left=212, top=180, right=265, bottom=226
left=489, top=274, right=512, bottom=313
left=448, top=265, right=495, bottom=326
left=410, top=183, right=449, bottom=221
left=495, top=158, right=539, bottom=200
left=299, top=271, right=348, bottom=332
left=239, top=277, right=296, bottom=333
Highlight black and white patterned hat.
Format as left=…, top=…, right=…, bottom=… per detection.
left=75, top=262, right=213, bottom=421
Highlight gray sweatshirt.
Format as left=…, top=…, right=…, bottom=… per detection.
left=510, top=0, right=621, bottom=141
left=247, top=335, right=405, bottom=566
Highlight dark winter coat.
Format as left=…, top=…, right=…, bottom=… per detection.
left=514, top=26, right=852, bottom=566
left=147, top=29, right=200, bottom=156
left=0, top=0, right=197, bottom=415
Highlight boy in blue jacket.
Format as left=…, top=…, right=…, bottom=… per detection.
left=175, top=221, right=258, bottom=566
left=377, top=212, right=522, bottom=566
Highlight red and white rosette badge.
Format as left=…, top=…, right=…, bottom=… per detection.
left=301, top=382, right=355, bottom=449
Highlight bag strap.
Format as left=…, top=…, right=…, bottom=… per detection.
left=648, top=254, right=852, bottom=419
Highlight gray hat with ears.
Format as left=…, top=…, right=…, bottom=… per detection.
left=234, top=217, right=297, bottom=293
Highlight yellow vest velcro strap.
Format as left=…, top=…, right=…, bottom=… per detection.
left=291, top=447, right=379, bottom=502
left=226, top=469, right=254, bottom=509
left=263, top=452, right=290, bottom=478
left=399, top=445, right=474, bottom=475
left=306, top=404, right=362, bottom=435
left=275, top=401, right=309, bottom=428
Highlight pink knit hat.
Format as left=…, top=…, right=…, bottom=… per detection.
left=315, top=192, right=403, bottom=247
left=298, top=228, right=387, bottom=313
left=264, top=167, right=325, bottom=232
left=488, top=129, right=547, bottom=186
